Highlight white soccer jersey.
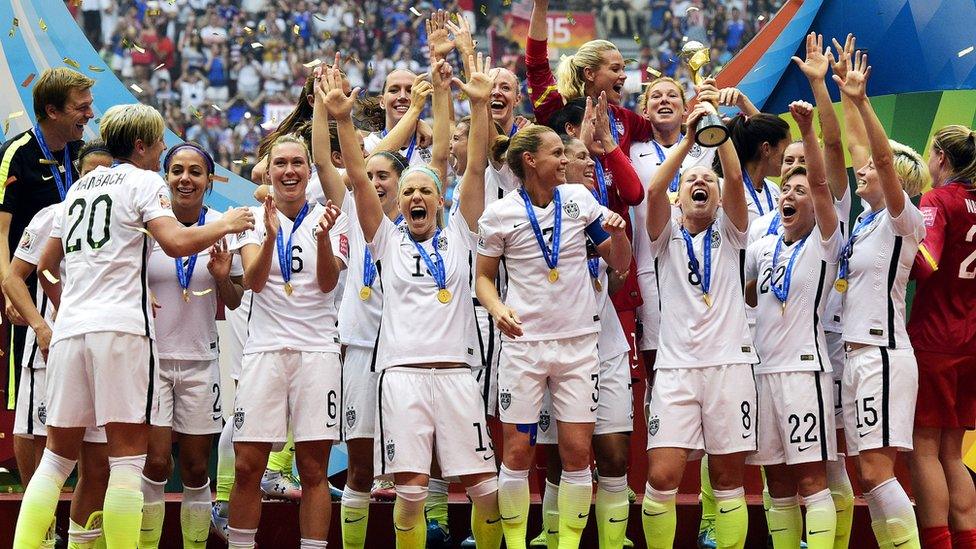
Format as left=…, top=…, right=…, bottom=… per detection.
left=630, top=140, right=717, bottom=277
left=747, top=227, right=843, bottom=374
left=234, top=202, right=350, bottom=354
left=304, top=168, right=348, bottom=205
left=745, top=177, right=781, bottom=221
left=14, top=204, right=62, bottom=370
left=822, top=186, right=852, bottom=333
left=148, top=208, right=244, bottom=361
left=50, top=163, right=176, bottom=344
left=337, top=191, right=386, bottom=348
left=364, top=131, right=431, bottom=168
left=479, top=184, right=606, bottom=342
left=369, top=214, right=479, bottom=368
left=841, top=197, right=925, bottom=348
left=591, top=257, right=630, bottom=362
left=650, top=212, right=758, bottom=368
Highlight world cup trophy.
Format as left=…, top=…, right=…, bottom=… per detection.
left=680, top=41, right=730, bottom=147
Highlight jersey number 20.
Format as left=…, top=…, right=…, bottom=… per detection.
left=64, top=195, right=113, bottom=253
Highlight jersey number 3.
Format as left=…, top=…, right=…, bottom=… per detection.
left=64, top=195, right=113, bottom=253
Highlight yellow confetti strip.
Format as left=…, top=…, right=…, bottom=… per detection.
left=959, top=46, right=974, bottom=58
left=303, top=59, right=322, bottom=69
left=38, top=18, right=47, bottom=31
left=293, top=24, right=301, bottom=36
left=190, top=106, right=203, bottom=119
left=192, top=289, right=213, bottom=297
left=63, top=57, right=80, bottom=69
left=567, top=12, right=575, bottom=25
left=633, top=34, right=641, bottom=44
left=38, top=159, right=58, bottom=165
left=130, top=84, right=143, bottom=94
left=212, top=175, right=229, bottom=183
left=88, top=65, right=104, bottom=72
left=409, top=6, right=422, bottom=16
left=233, top=159, right=245, bottom=165
left=147, top=8, right=161, bottom=17
left=41, top=269, right=59, bottom=284
left=21, top=73, right=35, bottom=87
left=321, top=31, right=332, bottom=40
left=358, top=18, right=365, bottom=25
left=647, top=66, right=662, bottom=77
left=136, top=227, right=154, bottom=238
left=7, top=111, right=23, bottom=120
left=503, top=0, right=512, bottom=5
left=243, top=26, right=253, bottom=35
left=258, top=23, right=267, bottom=33
left=480, top=5, right=487, bottom=15
left=12, top=17, right=19, bottom=27
left=153, top=63, right=166, bottom=71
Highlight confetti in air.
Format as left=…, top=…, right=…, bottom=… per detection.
left=38, top=18, right=47, bottom=31
left=41, top=270, right=59, bottom=284
left=409, top=6, right=422, bottom=17
left=63, top=57, right=81, bottom=68
left=303, top=59, right=323, bottom=69
left=88, top=65, right=105, bottom=72
left=958, top=46, right=974, bottom=57
left=130, top=84, right=143, bottom=94
left=21, top=73, right=35, bottom=87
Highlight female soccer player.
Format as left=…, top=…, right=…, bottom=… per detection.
left=745, top=100, right=842, bottom=549
left=13, top=103, right=254, bottom=548
left=138, top=143, right=245, bottom=549
left=725, top=112, right=791, bottom=222
left=908, top=124, right=976, bottom=549
left=832, top=51, right=928, bottom=549
left=477, top=122, right=631, bottom=549
left=639, top=104, right=754, bottom=549
left=228, top=133, right=347, bottom=549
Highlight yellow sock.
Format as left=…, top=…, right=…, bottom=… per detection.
left=426, top=478, right=450, bottom=527
left=700, top=456, right=716, bottom=533
left=885, top=518, right=921, bottom=549
left=595, top=476, right=629, bottom=549
left=765, top=495, right=801, bottom=549
left=266, top=434, right=295, bottom=473
left=556, top=469, right=592, bottom=549
left=15, top=450, right=75, bottom=548
left=804, top=489, right=837, bottom=549
left=467, top=478, right=503, bottom=549
left=341, top=487, right=370, bottom=549
left=215, top=420, right=236, bottom=502
left=542, top=480, right=560, bottom=549
left=641, top=483, right=677, bottom=549
left=714, top=488, right=748, bottom=549
left=179, top=482, right=212, bottom=549
left=103, top=456, right=147, bottom=549
left=498, top=466, right=530, bottom=549
left=137, top=501, right=164, bottom=548
left=393, top=486, right=427, bottom=549
left=827, top=456, right=854, bottom=549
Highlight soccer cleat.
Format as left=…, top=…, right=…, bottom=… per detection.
left=210, top=502, right=229, bottom=542
left=623, top=536, right=635, bottom=547
left=628, top=486, right=637, bottom=504
left=260, top=469, right=302, bottom=501
left=371, top=479, right=396, bottom=501
left=426, top=519, right=451, bottom=548
left=329, top=482, right=343, bottom=501
left=698, top=525, right=718, bottom=549
left=460, top=534, right=477, bottom=548
left=529, top=528, right=549, bottom=547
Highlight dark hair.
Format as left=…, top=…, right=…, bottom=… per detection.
left=78, top=138, right=111, bottom=165
left=354, top=95, right=385, bottom=132
left=491, top=125, right=557, bottom=181
left=725, top=113, right=791, bottom=166
left=369, top=151, right=408, bottom=175
left=547, top=98, right=587, bottom=136
left=163, top=141, right=215, bottom=175
left=257, top=74, right=316, bottom=158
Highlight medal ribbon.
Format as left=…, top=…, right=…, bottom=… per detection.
left=652, top=136, right=684, bottom=193
left=837, top=208, right=884, bottom=282
left=408, top=228, right=447, bottom=292
left=607, top=108, right=620, bottom=144
left=766, top=212, right=781, bottom=236
left=518, top=186, right=561, bottom=271
left=588, top=167, right=609, bottom=281
left=680, top=223, right=713, bottom=301
left=362, top=215, right=404, bottom=289
left=276, top=202, right=310, bottom=289
left=770, top=234, right=807, bottom=305
left=743, top=170, right=775, bottom=216
left=34, top=125, right=73, bottom=200
left=175, top=208, right=207, bottom=294
left=381, top=129, right=417, bottom=162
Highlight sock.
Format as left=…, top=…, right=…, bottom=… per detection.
left=864, top=486, right=893, bottom=549
left=714, top=487, right=748, bottom=549
left=340, top=487, right=370, bottom=549
left=826, top=456, right=854, bottom=549
left=804, top=489, right=837, bottom=549
left=498, top=465, right=530, bottom=549
left=103, top=455, right=147, bottom=549
left=180, top=481, right=212, bottom=549
left=871, top=478, right=920, bottom=549
left=595, top=475, right=629, bottom=549
left=765, top=495, right=801, bottom=549
left=641, top=483, right=677, bottom=549
left=542, top=479, right=560, bottom=549
left=67, top=517, right=103, bottom=549
left=227, top=526, right=257, bottom=549
left=215, top=419, right=236, bottom=501
left=921, top=527, right=951, bottom=549
left=700, top=456, right=716, bottom=534
left=952, top=529, right=976, bottom=549
left=299, top=538, right=328, bottom=548
left=557, top=468, right=592, bottom=549
left=467, top=477, right=503, bottom=549
left=394, top=485, right=427, bottom=549
left=14, top=449, right=76, bottom=546
left=138, top=475, right=166, bottom=548
left=426, top=478, right=449, bottom=527
left=266, top=434, right=295, bottom=473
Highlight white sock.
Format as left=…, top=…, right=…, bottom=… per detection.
left=341, top=487, right=370, bottom=509
left=299, top=538, right=328, bottom=548
left=228, top=526, right=258, bottom=549
left=542, top=479, right=560, bottom=536
left=870, top=477, right=918, bottom=545
left=181, top=481, right=213, bottom=545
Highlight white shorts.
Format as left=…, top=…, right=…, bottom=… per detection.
left=224, top=295, right=251, bottom=381
left=156, top=359, right=223, bottom=435
left=233, top=350, right=341, bottom=444
left=842, top=346, right=917, bottom=456
left=14, top=368, right=107, bottom=443
left=498, top=333, right=600, bottom=424
left=747, top=371, right=837, bottom=466
left=538, top=352, right=634, bottom=444
left=636, top=272, right=660, bottom=352
left=646, top=363, right=758, bottom=457
left=472, top=305, right=500, bottom=417
left=375, top=366, right=496, bottom=479
left=341, top=345, right=378, bottom=441
left=47, top=332, right=160, bottom=429
left=826, top=331, right=845, bottom=429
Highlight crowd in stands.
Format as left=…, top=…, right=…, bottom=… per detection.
left=70, top=0, right=782, bottom=175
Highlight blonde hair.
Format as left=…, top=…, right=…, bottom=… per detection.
left=268, top=134, right=311, bottom=165
left=32, top=68, right=94, bottom=121
left=490, top=125, right=556, bottom=181
left=932, top=125, right=976, bottom=184
left=555, top=40, right=619, bottom=101
left=638, top=76, right=686, bottom=115
left=889, top=140, right=929, bottom=197
left=100, top=104, right=164, bottom=159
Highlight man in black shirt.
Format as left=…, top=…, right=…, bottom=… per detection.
left=0, top=67, right=94, bottom=485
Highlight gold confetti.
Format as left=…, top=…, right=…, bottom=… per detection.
left=293, top=24, right=300, bottom=36
left=38, top=159, right=59, bottom=165
left=567, top=12, right=575, bottom=25
left=358, top=18, right=365, bottom=25
left=192, top=289, right=213, bottom=297
left=136, top=227, right=154, bottom=238
left=258, top=23, right=267, bottom=33
left=212, top=175, right=229, bottom=183
left=130, top=84, right=143, bottom=94
left=503, top=0, right=512, bottom=5
left=88, top=65, right=104, bottom=72
left=251, top=42, right=264, bottom=49
left=321, top=31, right=332, bottom=40
left=233, top=159, right=245, bottom=165
left=41, top=270, right=59, bottom=284
left=63, top=57, right=80, bottom=68
left=303, top=59, right=322, bottom=69
left=633, top=34, right=641, bottom=44
left=38, top=18, right=46, bottom=31
left=7, top=111, right=23, bottom=120
left=8, top=28, right=14, bottom=38
left=647, top=67, right=662, bottom=77
left=12, top=17, right=19, bottom=27
left=20, top=73, right=34, bottom=87
left=190, top=106, right=203, bottom=119
left=147, top=8, right=161, bottom=17
left=958, top=46, right=974, bottom=57
left=409, top=6, right=422, bottom=16
left=152, top=63, right=166, bottom=71
left=243, top=26, right=253, bottom=35
left=758, top=15, right=766, bottom=21
left=480, top=5, right=487, bottom=15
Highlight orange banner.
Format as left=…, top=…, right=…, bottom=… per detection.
left=505, top=11, right=596, bottom=50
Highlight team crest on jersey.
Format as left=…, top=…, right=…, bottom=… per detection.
left=499, top=390, right=512, bottom=410
left=563, top=201, right=580, bottom=219
left=386, top=441, right=396, bottom=461
left=538, top=411, right=550, bottom=432
left=345, top=406, right=357, bottom=428
left=689, top=143, right=704, bottom=158
left=648, top=415, right=660, bottom=436
left=233, top=408, right=245, bottom=430
left=436, top=235, right=448, bottom=251
left=419, top=147, right=432, bottom=163
left=710, top=229, right=721, bottom=249
left=17, top=229, right=37, bottom=253
left=338, top=234, right=350, bottom=257
left=614, top=119, right=625, bottom=137
left=37, top=404, right=46, bottom=425
left=158, top=192, right=172, bottom=210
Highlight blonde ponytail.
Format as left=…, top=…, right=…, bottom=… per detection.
left=554, top=40, right=619, bottom=101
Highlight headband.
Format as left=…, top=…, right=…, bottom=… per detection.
left=399, top=165, right=443, bottom=192
left=79, top=146, right=111, bottom=162
left=372, top=150, right=407, bottom=173
left=163, top=143, right=216, bottom=175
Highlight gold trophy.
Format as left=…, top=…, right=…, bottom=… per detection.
left=680, top=41, right=730, bottom=147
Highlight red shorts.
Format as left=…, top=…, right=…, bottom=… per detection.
left=914, top=350, right=976, bottom=429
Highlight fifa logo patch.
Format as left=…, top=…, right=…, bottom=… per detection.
left=37, top=404, right=47, bottom=425
left=386, top=441, right=396, bottom=462
left=689, top=143, right=704, bottom=158
left=17, top=230, right=36, bottom=253
left=234, top=408, right=245, bottom=430
left=538, top=411, right=550, bottom=432
left=648, top=415, right=660, bottom=436
left=711, top=230, right=721, bottom=248
left=419, top=147, right=432, bottom=163
left=345, top=406, right=357, bottom=428
left=563, top=201, right=580, bottom=219
left=436, top=235, right=448, bottom=251
left=499, top=390, right=512, bottom=410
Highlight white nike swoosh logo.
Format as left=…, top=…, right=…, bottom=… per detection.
left=41, top=175, right=53, bottom=181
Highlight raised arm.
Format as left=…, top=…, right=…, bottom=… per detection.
left=790, top=101, right=838, bottom=240
left=454, top=53, right=494, bottom=231
left=584, top=95, right=644, bottom=205
left=371, top=74, right=432, bottom=153
left=148, top=207, right=254, bottom=258
left=311, top=59, right=347, bottom=207
left=646, top=109, right=704, bottom=241
left=793, top=32, right=848, bottom=200
left=716, top=110, right=749, bottom=233
left=445, top=12, right=476, bottom=80
left=830, top=34, right=870, bottom=171
left=528, top=0, right=548, bottom=41
left=833, top=51, right=905, bottom=216
left=429, top=58, right=453, bottom=186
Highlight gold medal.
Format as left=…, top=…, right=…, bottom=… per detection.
left=702, top=293, right=713, bottom=308
left=781, top=301, right=787, bottom=315
left=593, top=278, right=603, bottom=292
left=548, top=268, right=559, bottom=283
left=359, top=286, right=372, bottom=301
left=437, top=288, right=452, bottom=303
left=284, top=282, right=294, bottom=296
left=834, top=279, right=848, bottom=293
left=182, top=288, right=190, bottom=302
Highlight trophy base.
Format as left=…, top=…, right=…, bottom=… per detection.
left=696, top=124, right=730, bottom=148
